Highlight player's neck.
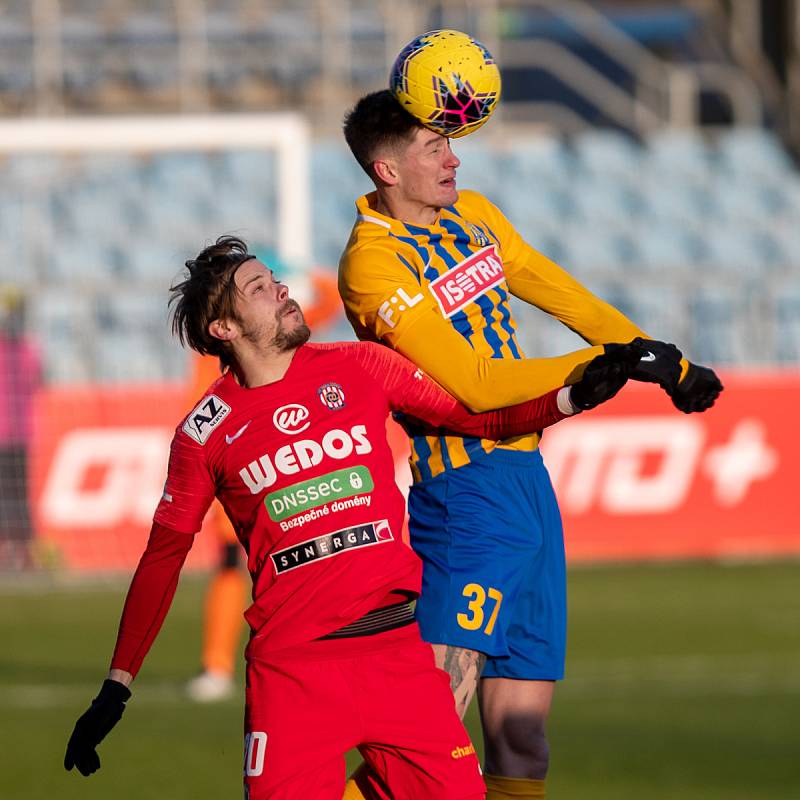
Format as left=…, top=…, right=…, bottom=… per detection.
left=230, top=346, right=299, bottom=388
left=374, top=190, right=440, bottom=227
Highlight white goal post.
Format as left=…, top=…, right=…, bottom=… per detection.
left=0, top=112, right=312, bottom=264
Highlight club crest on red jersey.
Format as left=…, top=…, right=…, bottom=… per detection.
left=318, top=382, right=346, bottom=410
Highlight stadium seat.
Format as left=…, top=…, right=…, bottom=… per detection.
left=219, top=150, right=276, bottom=191
left=643, top=129, right=713, bottom=182
left=714, top=128, right=794, bottom=179
left=123, top=239, right=188, bottom=283
left=450, top=141, right=503, bottom=202
left=514, top=223, right=569, bottom=266
left=700, top=223, right=786, bottom=275
left=95, top=331, right=171, bottom=382
left=499, top=138, right=574, bottom=190
left=687, top=282, right=753, bottom=364
left=150, top=154, right=216, bottom=200
left=768, top=221, right=800, bottom=270
left=500, top=179, right=573, bottom=232
left=635, top=178, right=713, bottom=226
left=47, top=238, right=121, bottom=282
left=634, top=222, right=707, bottom=271
left=710, top=174, right=791, bottom=223
left=0, top=192, right=25, bottom=248
left=28, top=290, right=94, bottom=378
left=568, top=178, right=642, bottom=227
left=774, top=281, right=800, bottom=362
left=557, top=224, right=641, bottom=275
left=572, top=130, right=643, bottom=182
left=624, top=282, right=688, bottom=343
left=3, top=154, right=66, bottom=184
left=99, top=292, right=171, bottom=336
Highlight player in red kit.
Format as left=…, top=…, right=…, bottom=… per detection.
left=64, top=236, right=654, bottom=799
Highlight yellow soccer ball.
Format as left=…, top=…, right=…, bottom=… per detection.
left=389, top=29, right=502, bottom=138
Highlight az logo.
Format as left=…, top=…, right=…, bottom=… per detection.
left=183, top=395, right=231, bottom=445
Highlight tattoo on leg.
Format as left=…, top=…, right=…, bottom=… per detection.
left=443, top=646, right=487, bottom=718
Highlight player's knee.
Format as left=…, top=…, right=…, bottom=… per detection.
left=483, top=715, right=550, bottom=779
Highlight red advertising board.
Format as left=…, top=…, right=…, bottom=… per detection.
left=28, top=371, right=800, bottom=572
left=541, top=370, right=799, bottom=561
left=30, top=385, right=217, bottom=571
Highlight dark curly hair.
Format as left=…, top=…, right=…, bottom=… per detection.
left=169, top=235, right=255, bottom=367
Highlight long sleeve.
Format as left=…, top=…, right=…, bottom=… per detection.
left=110, top=522, right=195, bottom=677
left=492, top=203, right=647, bottom=344
left=340, top=239, right=602, bottom=412
left=338, top=341, right=569, bottom=438
left=390, top=305, right=601, bottom=411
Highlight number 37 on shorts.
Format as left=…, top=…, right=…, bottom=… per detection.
left=457, top=583, right=503, bottom=635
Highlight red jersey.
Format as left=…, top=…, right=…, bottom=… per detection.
left=112, top=341, right=569, bottom=673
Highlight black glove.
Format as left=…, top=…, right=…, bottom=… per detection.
left=64, top=679, right=131, bottom=776
left=670, top=362, right=723, bottom=413
left=569, top=342, right=644, bottom=411
left=613, top=337, right=683, bottom=393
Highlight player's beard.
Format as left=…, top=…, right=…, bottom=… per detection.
left=272, top=299, right=310, bottom=351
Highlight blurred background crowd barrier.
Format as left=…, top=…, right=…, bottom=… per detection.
left=0, top=0, right=798, bottom=573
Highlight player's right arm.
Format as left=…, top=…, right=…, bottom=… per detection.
left=339, top=240, right=604, bottom=412
left=64, top=428, right=216, bottom=777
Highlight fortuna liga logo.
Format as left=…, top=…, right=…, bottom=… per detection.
left=318, top=382, right=346, bottom=410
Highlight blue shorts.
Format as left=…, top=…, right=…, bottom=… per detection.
left=408, top=448, right=566, bottom=680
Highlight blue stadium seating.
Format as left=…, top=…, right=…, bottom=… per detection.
left=688, top=283, right=754, bottom=365
left=572, top=130, right=643, bottom=183
left=774, top=281, right=800, bottom=363
left=2, top=127, right=798, bottom=382
left=715, top=128, right=794, bottom=179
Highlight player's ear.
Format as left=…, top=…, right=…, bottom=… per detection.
left=372, top=157, right=399, bottom=186
left=209, top=318, right=237, bottom=343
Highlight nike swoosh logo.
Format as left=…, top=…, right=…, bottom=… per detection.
left=225, top=421, right=252, bottom=445
left=640, top=352, right=656, bottom=362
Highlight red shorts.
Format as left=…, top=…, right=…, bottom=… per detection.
left=243, top=624, right=485, bottom=800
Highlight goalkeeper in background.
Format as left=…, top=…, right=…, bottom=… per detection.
left=339, top=90, right=723, bottom=800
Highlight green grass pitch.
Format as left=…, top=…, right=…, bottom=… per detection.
left=1, top=560, right=798, bottom=799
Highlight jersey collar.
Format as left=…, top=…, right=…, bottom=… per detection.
left=355, top=192, right=453, bottom=234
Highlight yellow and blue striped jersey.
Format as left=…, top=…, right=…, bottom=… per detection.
left=339, top=189, right=646, bottom=482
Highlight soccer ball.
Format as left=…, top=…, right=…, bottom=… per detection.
left=389, top=29, right=501, bottom=138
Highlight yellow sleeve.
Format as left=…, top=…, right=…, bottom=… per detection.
left=476, top=197, right=648, bottom=344
left=339, top=239, right=604, bottom=412
left=474, top=196, right=692, bottom=377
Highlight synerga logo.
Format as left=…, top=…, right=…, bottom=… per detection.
left=273, top=403, right=310, bottom=435
left=270, top=520, right=393, bottom=574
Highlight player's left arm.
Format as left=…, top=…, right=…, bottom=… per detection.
left=346, top=340, right=643, bottom=438
left=65, top=429, right=215, bottom=777
left=483, top=199, right=722, bottom=410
